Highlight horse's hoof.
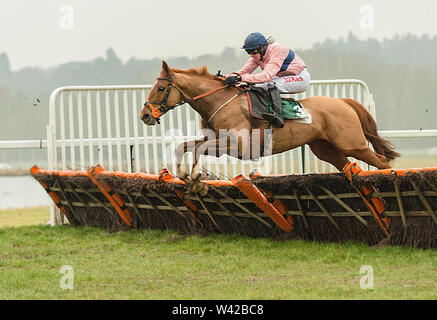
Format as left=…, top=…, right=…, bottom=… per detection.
left=177, top=168, right=189, bottom=180
left=192, top=181, right=208, bottom=196
left=199, top=184, right=209, bottom=197
left=191, top=172, right=201, bottom=182
left=179, top=173, right=189, bottom=180
left=192, top=182, right=202, bottom=193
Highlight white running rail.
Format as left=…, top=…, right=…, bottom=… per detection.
left=46, top=80, right=375, bottom=177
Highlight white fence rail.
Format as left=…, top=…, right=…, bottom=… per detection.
left=2, top=78, right=437, bottom=226
left=0, top=140, right=47, bottom=149
left=3, top=130, right=436, bottom=165
left=45, top=80, right=375, bottom=177
left=380, top=130, right=437, bottom=138
left=4, top=79, right=436, bottom=177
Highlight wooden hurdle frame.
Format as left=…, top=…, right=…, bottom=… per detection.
left=31, top=165, right=437, bottom=248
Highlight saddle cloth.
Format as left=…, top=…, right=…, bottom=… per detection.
left=246, top=88, right=311, bottom=123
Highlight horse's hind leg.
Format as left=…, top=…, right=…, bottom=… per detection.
left=344, top=147, right=391, bottom=170
left=309, top=140, right=349, bottom=172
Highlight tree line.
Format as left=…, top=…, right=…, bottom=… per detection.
left=0, top=32, right=436, bottom=144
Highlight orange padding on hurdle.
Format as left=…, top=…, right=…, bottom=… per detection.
left=31, top=168, right=235, bottom=187
left=343, top=162, right=390, bottom=237
left=31, top=165, right=134, bottom=227
left=232, top=174, right=293, bottom=232
left=246, top=166, right=437, bottom=179
left=353, top=167, right=437, bottom=176
left=250, top=169, right=293, bottom=227
left=31, top=168, right=89, bottom=177
left=88, top=165, right=133, bottom=227
left=96, top=171, right=235, bottom=187
left=30, top=165, right=69, bottom=217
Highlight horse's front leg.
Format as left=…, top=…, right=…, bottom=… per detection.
left=191, top=129, right=257, bottom=174
left=174, top=135, right=235, bottom=196
left=176, top=133, right=243, bottom=195
left=175, top=137, right=207, bottom=179
left=187, top=135, right=241, bottom=195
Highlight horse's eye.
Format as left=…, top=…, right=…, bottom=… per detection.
left=158, top=87, right=165, bottom=92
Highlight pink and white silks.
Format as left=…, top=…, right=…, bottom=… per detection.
left=236, top=42, right=311, bottom=94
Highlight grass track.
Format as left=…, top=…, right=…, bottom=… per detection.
left=0, top=206, right=50, bottom=228
left=0, top=207, right=436, bottom=300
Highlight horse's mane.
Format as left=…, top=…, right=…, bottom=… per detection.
left=171, top=66, right=220, bottom=82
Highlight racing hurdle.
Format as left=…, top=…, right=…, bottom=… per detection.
left=31, top=79, right=436, bottom=248
left=31, top=164, right=437, bottom=248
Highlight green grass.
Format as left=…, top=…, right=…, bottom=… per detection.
left=0, top=206, right=50, bottom=228
left=0, top=207, right=436, bottom=300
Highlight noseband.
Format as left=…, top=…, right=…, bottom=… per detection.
left=144, top=72, right=188, bottom=121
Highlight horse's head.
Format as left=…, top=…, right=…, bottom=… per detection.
left=140, top=61, right=187, bottom=125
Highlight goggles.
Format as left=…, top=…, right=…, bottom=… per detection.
left=245, top=48, right=261, bottom=55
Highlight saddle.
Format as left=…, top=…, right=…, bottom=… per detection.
left=245, top=86, right=308, bottom=121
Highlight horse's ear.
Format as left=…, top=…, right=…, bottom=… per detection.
left=161, top=60, right=170, bottom=76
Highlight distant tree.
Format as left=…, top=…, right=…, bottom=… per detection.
left=0, top=53, right=10, bottom=76
left=106, top=48, right=122, bottom=66
left=1, top=32, right=437, bottom=153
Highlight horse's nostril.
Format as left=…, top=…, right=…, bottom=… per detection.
left=142, top=114, right=150, bottom=121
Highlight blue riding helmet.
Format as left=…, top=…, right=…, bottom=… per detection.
left=241, top=32, right=268, bottom=51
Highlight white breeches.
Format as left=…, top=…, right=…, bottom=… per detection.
left=254, top=67, right=311, bottom=94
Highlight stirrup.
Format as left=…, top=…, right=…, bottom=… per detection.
left=262, top=112, right=284, bottom=128
left=261, top=112, right=274, bottom=121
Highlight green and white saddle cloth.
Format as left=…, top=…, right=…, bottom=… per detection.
left=246, top=89, right=311, bottom=123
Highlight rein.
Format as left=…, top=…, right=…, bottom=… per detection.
left=144, top=73, right=227, bottom=122
left=192, top=86, right=227, bottom=101
left=206, top=92, right=242, bottom=126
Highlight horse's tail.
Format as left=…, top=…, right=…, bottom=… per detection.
left=342, top=98, right=400, bottom=162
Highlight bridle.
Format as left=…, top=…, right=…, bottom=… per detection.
left=144, top=72, right=228, bottom=123
left=144, top=72, right=189, bottom=121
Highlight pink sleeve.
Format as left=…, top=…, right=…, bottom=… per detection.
left=236, top=58, right=259, bottom=75
left=241, top=46, right=289, bottom=83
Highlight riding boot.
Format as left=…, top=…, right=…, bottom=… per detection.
left=261, top=87, right=285, bottom=128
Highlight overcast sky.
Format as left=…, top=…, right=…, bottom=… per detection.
left=1, top=0, right=436, bottom=70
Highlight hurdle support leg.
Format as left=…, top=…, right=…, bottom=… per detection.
left=88, top=165, right=133, bottom=227
left=343, top=162, right=390, bottom=237
left=232, top=173, right=293, bottom=232
left=249, top=169, right=294, bottom=229
left=30, top=165, right=68, bottom=226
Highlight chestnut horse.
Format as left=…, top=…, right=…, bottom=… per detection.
left=140, top=61, right=399, bottom=179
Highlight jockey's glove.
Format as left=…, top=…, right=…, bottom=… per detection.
left=224, top=74, right=242, bottom=87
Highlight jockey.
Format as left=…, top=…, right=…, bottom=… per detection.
left=224, top=32, right=311, bottom=128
